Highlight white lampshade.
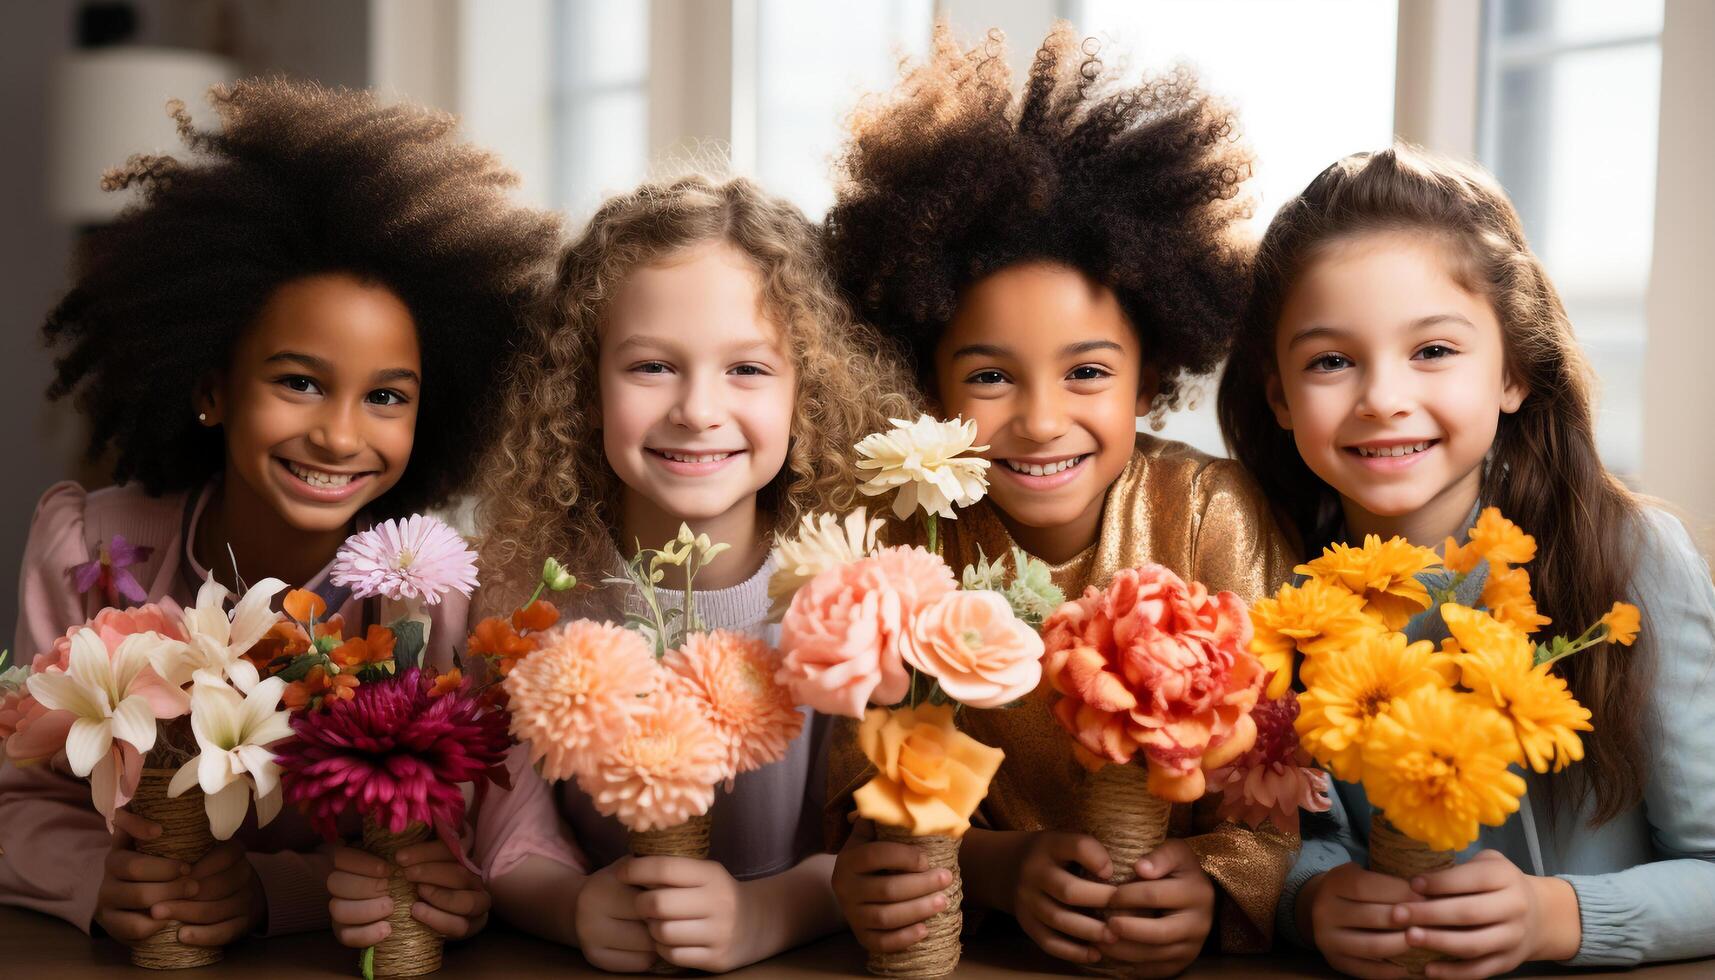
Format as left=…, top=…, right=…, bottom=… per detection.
left=48, top=47, right=237, bottom=224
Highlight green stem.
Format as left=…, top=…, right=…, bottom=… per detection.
left=522, top=581, right=546, bottom=611
left=925, top=512, right=940, bottom=558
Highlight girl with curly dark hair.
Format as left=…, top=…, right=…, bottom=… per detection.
left=824, top=23, right=1297, bottom=972
left=0, top=78, right=559, bottom=951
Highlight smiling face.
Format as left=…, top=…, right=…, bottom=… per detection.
left=199, top=273, right=421, bottom=535
left=932, top=262, right=1152, bottom=563
left=1269, top=231, right=1525, bottom=544
left=599, top=240, right=797, bottom=552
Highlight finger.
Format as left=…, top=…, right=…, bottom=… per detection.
left=328, top=895, right=395, bottom=927
left=1047, top=834, right=1114, bottom=880
left=402, top=862, right=481, bottom=891
left=1425, top=952, right=1518, bottom=980
left=177, top=917, right=251, bottom=947
left=1410, top=855, right=1512, bottom=897
left=327, top=870, right=391, bottom=901
left=1106, top=911, right=1201, bottom=946
left=1324, top=926, right=1413, bottom=961
left=848, top=819, right=877, bottom=845
left=860, top=923, right=929, bottom=955
left=845, top=843, right=931, bottom=876
left=1325, top=953, right=1411, bottom=980
left=1039, top=865, right=1118, bottom=910
left=150, top=894, right=248, bottom=925
left=418, top=884, right=492, bottom=919
left=411, top=900, right=486, bottom=939
left=1405, top=924, right=1516, bottom=960
left=851, top=892, right=946, bottom=931
left=1019, top=914, right=1100, bottom=965
left=859, top=868, right=951, bottom=905
left=106, top=847, right=191, bottom=884
left=1393, top=894, right=1512, bottom=928
left=111, top=810, right=162, bottom=842
left=95, top=908, right=168, bottom=944
left=393, top=839, right=455, bottom=867
left=645, top=917, right=711, bottom=947
left=595, top=918, right=658, bottom=953
left=1095, top=938, right=1200, bottom=970
left=1336, top=868, right=1425, bottom=905
left=1133, top=839, right=1195, bottom=879
left=183, top=852, right=252, bottom=902
left=634, top=886, right=704, bottom=922
left=657, top=945, right=720, bottom=971
left=105, top=878, right=198, bottom=912
left=1327, top=898, right=1403, bottom=931
left=1108, top=876, right=1203, bottom=913
left=1023, top=891, right=1114, bottom=945
left=334, top=920, right=392, bottom=949
left=331, top=846, right=391, bottom=878
left=584, top=946, right=658, bottom=972
left=188, top=841, right=246, bottom=879
left=618, top=856, right=711, bottom=890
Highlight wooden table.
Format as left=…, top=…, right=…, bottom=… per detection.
left=5, top=906, right=1711, bottom=978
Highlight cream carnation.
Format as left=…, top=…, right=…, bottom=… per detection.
left=854, top=415, right=990, bottom=520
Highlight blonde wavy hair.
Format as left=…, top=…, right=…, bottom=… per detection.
left=476, top=173, right=914, bottom=610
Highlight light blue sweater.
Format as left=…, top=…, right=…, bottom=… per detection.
left=1279, top=507, right=1715, bottom=967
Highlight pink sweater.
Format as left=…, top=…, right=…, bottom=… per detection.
left=0, top=481, right=469, bottom=936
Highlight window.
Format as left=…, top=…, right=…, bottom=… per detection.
left=550, top=0, right=650, bottom=218
left=1478, top=0, right=1664, bottom=478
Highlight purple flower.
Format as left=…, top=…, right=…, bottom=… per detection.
left=331, top=515, right=478, bottom=605
left=275, top=670, right=509, bottom=845
left=69, top=535, right=154, bottom=605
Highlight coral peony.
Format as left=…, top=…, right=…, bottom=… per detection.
left=503, top=620, right=659, bottom=779
left=332, top=515, right=478, bottom=605
left=853, top=704, right=1004, bottom=838
left=577, top=686, right=728, bottom=832
left=776, top=546, right=955, bottom=718
left=903, top=589, right=1043, bottom=709
left=664, top=630, right=803, bottom=777
left=1206, top=693, right=1330, bottom=834
left=1042, top=564, right=1265, bottom=802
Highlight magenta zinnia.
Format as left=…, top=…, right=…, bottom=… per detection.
left=276, top=670, right=509, bottom=839
left=331, top=515, right=479, bottom=605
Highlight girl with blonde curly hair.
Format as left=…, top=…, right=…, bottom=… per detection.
left=468, top=172, right=912, bottom=972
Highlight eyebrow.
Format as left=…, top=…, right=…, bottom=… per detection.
left=612, top=335, right=781, bottom=358
left=266, top=351, right=420, bottom=386
left=949, top=339, right=1126, bottom=360
left=1286, top=314, right=1476, bottom=347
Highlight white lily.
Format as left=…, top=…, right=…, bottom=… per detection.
left=25, top=629, right=186, bottom=778
left=168, top=676, right=292, bottom=839
left=149, top=574, right=287, bottom=694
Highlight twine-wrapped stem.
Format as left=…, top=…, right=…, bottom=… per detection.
left=866, top=825, right=962, bottom=978
left=628, top=812, right=713, bottom=859
left=128, top=767, right=221, bottom=970
left=1369, top=815, right=1455, bottom=977
left=1078, top=763, right=1172, bottom=978
left=361, top=818, right=443, bottom=977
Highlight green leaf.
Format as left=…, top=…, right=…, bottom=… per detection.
left=273, top=652, right=328, bottom=683
left=389, top=618, right=426, bottom=671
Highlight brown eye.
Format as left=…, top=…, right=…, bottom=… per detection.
left=1309, top=353, right=1352, bottom=373
left=966, top=370, right=1007, bottom=385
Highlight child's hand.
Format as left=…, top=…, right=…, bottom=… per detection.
left=95, top=810, right=262, bottom=948
left=327, top=840, right=491, bottom=947
left=1099, top=839, right=1214, bottom=975
left=151, top=838, right=266, bottom=945
left=832, top=820, right=952, bottom=955
left=1391, top=850, right=1581, bottom=979
left=1303, top=861, right=1418, bottom=978
left=1011, top=831, right=1118, bottom=966
left=623, top=856, right=753, bottom=972
left=574, top=859, right=657, bottom=972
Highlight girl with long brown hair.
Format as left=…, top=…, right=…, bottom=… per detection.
left=1219, top=144, right=1715, bottom=976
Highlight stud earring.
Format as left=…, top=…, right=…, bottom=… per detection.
left=198, top=412, right=208, bottom=423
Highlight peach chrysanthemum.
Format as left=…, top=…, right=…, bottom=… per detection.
left=504, top=620, right=658, bottom=780
left=577, top=686, right=728, bottom=832
left=1297, top=535, right=1441, bottom=630
left=664, top=630, right=804, bottom=777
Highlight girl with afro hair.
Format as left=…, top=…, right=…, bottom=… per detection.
left=0, top=79, right=559, bottom=951
left=824, top=23, right=1297, bottom=972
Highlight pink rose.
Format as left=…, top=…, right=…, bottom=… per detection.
left=777, top=546, right=956, bottom=718
left=1043, top=564, right=1264, bottom=802
left=904, top=590, right=1044, bottom=708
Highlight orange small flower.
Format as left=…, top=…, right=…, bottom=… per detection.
left=1481, top=565, right=1552, bottom=635
left=328, top=625, right=398, bottom=669
left=469, top=617, right=536, bottom=659
left=1600, top=602, right=1640, bottom=647
left=283, top=665, right=361, bottom=711
left=512, top=599, right=560, bottom=633
left=429, top=668, right=464, bottom=698
left=315, top=614, right=347, bottom=640
left=245, top=620, right=310, bottom=673
left=284, top=589, right=328, bottom=625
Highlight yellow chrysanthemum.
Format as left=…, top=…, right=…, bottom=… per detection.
left=1297, top=535, right=1441, bottom=631
left=1296, top=632, right=1450, bottom=783
left=1361, top=686, right=1526, bottom=852
left=1468, top=508, right=1537, bottom=566
left=1442, top=604, right=1591, bottom=773
left=1600, top=602, right=1641, bottom=647
left=1480, top=564, right=1552, bottom=635
left=1250, top=579, right=1385, bottom=696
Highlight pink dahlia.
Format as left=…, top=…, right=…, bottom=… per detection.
left=664, top=630, right=803, bottom=778
left=504, top=620, right=660, bottom=780
left=577, top=686, right=728, bottom=832
left=275, top=670, right=510, bottom=841
left=1206, top=692, right=1330, bottom=834
left=331, top=515, right=478, bottom=605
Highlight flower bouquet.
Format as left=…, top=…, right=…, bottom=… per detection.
left=503, top=527, right=806, bottom=865
left=771, top=416, right=1056, bottom=979
left=1267, top=509, right=1637, bottom=976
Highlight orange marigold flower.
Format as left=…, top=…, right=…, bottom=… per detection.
left=1600, top=602, right=1641, bottom=647
left=1480, top=565, right=1552, bottom=635
left=428, top=668, right=464, bottom=698
left=512, top=599, right=560, bottom=633
left=284, top=589, right=328, bottom=625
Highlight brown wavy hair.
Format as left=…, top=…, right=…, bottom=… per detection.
left=827, top=22, right=1253, bottom=422
left=476, top=173, right=914, bottom=610
left=1217, top=144, right=1647, bottom=824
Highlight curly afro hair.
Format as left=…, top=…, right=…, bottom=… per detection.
left=827, top=23, right=1254, bottom=418
left=44, top=77, right=562, bottom=516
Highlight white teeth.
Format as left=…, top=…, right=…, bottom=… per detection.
left=1355, top=441, right=1432, bottom=459
left=286, top=461, right=355, bottom=488
left=659, top=450, right=733, bottom=464
left=1004, top=455, right=1086, bottom=476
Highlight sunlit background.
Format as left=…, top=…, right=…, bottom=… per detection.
left=2, top=0, right=1707, bottom=633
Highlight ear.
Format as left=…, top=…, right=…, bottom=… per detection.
left=1265, top=373, right=1293, bottom=431
left=1500, top=374, right=1527, bottom=414
left=1135, top=363, right=1161, bottom=417
left=194, top=376, right=223, bottom=426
